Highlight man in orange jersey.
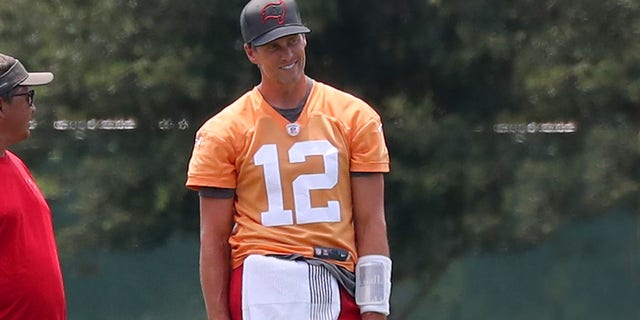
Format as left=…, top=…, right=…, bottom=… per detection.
left=186, top=0, right=391, bottom=319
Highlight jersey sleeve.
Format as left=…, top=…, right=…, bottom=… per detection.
left=350, top=107, right=390, bottom=173
left=185, top=124, right=238, bottom=190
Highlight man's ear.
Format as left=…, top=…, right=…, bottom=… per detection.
left=244, top=43, right=259, bottom=65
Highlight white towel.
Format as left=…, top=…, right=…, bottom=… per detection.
left=242, top=255, right=341, bottom=320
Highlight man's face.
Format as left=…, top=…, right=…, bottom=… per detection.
left=0, top=86, right=36, bottom=144
left=246, top=34, right=307, bottom=86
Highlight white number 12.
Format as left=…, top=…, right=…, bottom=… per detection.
left=254, top=141, right=341, bottom=227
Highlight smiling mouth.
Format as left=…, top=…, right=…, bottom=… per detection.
left=281, top=62, right=297, bottom=70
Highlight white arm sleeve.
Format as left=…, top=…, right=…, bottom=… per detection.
left=355, top=255, right=392, bottom=315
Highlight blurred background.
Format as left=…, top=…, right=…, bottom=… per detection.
left=2, top=0, right=639, bottom=319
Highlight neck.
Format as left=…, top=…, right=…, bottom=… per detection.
left=0, top=139, right=7, bottom=157
left=259, top=76, right=310, bottom=110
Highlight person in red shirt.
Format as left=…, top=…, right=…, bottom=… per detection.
left=186, top=1, right=392, bottom=319
left=0, top=52, right=67, bottom=319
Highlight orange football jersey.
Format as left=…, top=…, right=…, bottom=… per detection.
left=186, top=80, right=389, bottom=271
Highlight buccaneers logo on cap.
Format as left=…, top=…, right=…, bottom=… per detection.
left=261, top=0, right=287, bottom=25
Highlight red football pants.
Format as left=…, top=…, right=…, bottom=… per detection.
left=229, top=265, right=361, bottom=319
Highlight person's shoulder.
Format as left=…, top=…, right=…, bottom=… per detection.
left=198, top=88, right=261, bottom=133
left=212, top=89, right=258, bottom=120
left=314, top=81, right=363, bottom=103
left=0, top=150, right=29, bottom=173
left=3, top=150, right=23, bottom=165
left=313, top=81, right=381, bottom=119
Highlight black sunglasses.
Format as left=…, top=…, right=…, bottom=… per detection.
left=12, top=89, right=35, bottom=106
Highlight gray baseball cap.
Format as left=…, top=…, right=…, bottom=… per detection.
left=0, top=60, right=54, bottom=96
left=240, top=0, right=311, bottom=46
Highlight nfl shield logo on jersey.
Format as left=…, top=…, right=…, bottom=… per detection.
left=286, top=123, right=301, bottom=136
